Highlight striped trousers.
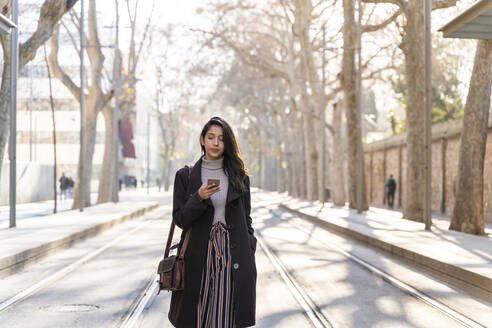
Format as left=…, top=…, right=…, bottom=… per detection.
left=196, top=222, right=236, bottom=328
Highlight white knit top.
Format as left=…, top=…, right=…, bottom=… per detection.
left=201, top=155, right=229, bottom=225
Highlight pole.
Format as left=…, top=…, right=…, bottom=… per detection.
left=29, top=64, right=33, bottom=162
left=113, top=0, right=120, bottom=203
left=424, top=0, right=432, bottom=230
left=146, top=111, right=150, bottom=194
left=321, top=25, right=326, bottom=203
left=356, top=0, right=363, bottom=213
left=9, top=0, right=18, bottom=228
left=79, top=0, right=86, bottom=211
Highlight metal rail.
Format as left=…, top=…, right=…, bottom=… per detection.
left=0, top=216, right=157, bottom=312
left=257, top=232, right=336, bottom=328
left=273, top=210, right=485, bottom=328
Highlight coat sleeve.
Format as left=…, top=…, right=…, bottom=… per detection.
left=244, top=175, right=257, bottom=252
left=172, top=168, right=208, bottom=230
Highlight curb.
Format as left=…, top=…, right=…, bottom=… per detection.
left=0, top=203, right=160, bottom=278
left=279, top=203, right=492, bottom=302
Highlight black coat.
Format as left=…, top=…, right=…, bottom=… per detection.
left=168, top=156, right=257, bottom=327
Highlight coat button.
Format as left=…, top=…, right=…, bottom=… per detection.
left=233, top=263, right=239, bottom=270
left=231, top=242, right=236, bottom=249
left=227, top=223, right=235, bottom=230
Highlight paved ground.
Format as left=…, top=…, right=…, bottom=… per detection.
left=278, top=191, right=492, bottom=301
left=0, top=188, right=490, bottom=327
left=0, top=187, right=168, bottom=227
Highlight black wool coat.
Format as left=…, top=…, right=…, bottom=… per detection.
left=168, top=156, right=257, bottom=328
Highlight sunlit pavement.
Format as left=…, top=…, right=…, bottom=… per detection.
left=0, top=188, right=490, bottom=327
left=0, top=187, right=170, bottom=227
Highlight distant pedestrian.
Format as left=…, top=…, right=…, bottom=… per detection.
left=67, top=177, right=74, bottom=197
left=141, top=179, right=145, bottom=188
left=156, top=177, right=162, bottom=192
left=132, top=177, right=137, bottom=188
left=119, top=178, right=123, bottom=191
left=167, top=116, right=256, bottom=327
left=59, top=173, right=69, bottom=201
left=384, top=174, right=397, bottom=208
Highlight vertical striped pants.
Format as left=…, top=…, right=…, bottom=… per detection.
left=196, top=222, right=236, bottom=328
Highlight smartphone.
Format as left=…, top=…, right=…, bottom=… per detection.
left=207, top=179, right=220, bottom=188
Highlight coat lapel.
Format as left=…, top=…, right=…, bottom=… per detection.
left=186, top=156, right=243, bottom=206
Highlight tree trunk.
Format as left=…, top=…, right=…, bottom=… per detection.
left=72, top=105, right=99, bottom=208
left=112, top=151, right=119, bottom=202
left=164, top=159, right=174, bottom=191
left=98, top=106, right=116, bottom=203
left=0, top=37, right=12, bottom=174
left=279, top=109, right=292, bottom=194
left=295, top=0, right=319, bottom=201
left=273, top=114, right=284, bottom=192
left=283, top=111, right=295, bottom=196
left=402, top=2, right=425, bottom=221
left=332, top=102, right=346, bottom=206
left=342, top=0, right=368, bottom=210
left=450, top=40, right=492, bottom=235
left=259, top=127, right=267, bottom=190
left=298, top=113, right=308, bottom=199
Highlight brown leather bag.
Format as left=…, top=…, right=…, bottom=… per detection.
left=157, top=166, right=192, bottom=293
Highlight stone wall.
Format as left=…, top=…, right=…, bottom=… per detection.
left=364, top=118, right=492, bottom=223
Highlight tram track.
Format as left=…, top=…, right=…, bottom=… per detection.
left=120, top=229, right=339, bottom=328
left=267, top=208, right=486, bottom=328
left=4, top=197, right=484, bottom=327
left=0, top=205, right=172, bottom=316
left=120, top=202, right=487, bottom=328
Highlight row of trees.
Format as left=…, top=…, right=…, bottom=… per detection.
left=48, top=0, right=153, bottom=208
left=0, top=0, right=153, bottom=210
left=0, top=1, right=489, bottom=235
left=188, top=0, right=491, bottom=235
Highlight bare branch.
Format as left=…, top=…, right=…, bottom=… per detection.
left=48, top=24, right=81, bottom=100
left=363, top=9, right=402, bottom=33
left=130, top=0, right=155, bottom=77
left=191, top=27, right=290, bottom=80
left=432, top=0, right=458, bottom=10
left=362, top=64, right=397, bottom=80
left=18, top=0, right=79, bottom=69
left=362, top=0, right=406, bottom=10
left=60, top=20, right=80, bottom=57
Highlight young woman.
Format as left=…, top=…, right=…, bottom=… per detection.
left=169, top=117, right=257, bottom=328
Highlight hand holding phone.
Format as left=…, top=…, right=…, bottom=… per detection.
left=198, top=179, right=221, bottom=200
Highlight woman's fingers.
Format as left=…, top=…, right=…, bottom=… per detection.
left=199, top=184, right=221, bottom=199
left=206, top=185, right=221, bottom=196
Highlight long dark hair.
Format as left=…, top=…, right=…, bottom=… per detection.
left=200, top=116, right=249, bottom=192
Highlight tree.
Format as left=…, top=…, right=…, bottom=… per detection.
left=390, top=40, right=466, bottom=127
left=341, top=0, right=368, bottom=210
left=0, top=0, right=78, bottom=181
left=450, top=40, right=492, bottom=235
left=98, top=0, right=122, bottom=204
left=363, top=0, right=458, bottom=221
left=49, top=0, right=113, bottom=208
left=331, top=101, right=346, bottom=205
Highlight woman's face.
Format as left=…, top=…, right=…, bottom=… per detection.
left=201, top=125, right=225, bottom=160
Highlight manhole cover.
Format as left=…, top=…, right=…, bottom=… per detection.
left=40, top=304, right=102, bottom=312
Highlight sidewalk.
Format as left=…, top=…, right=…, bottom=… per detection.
left=0, top=187, right=170, bottom=227
left=0, top=189, right=171, bottom=278
left=278, top=194, right=492, bottom=301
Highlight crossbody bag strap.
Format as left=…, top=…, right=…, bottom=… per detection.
left=163, top=165, right=193, bottom=258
